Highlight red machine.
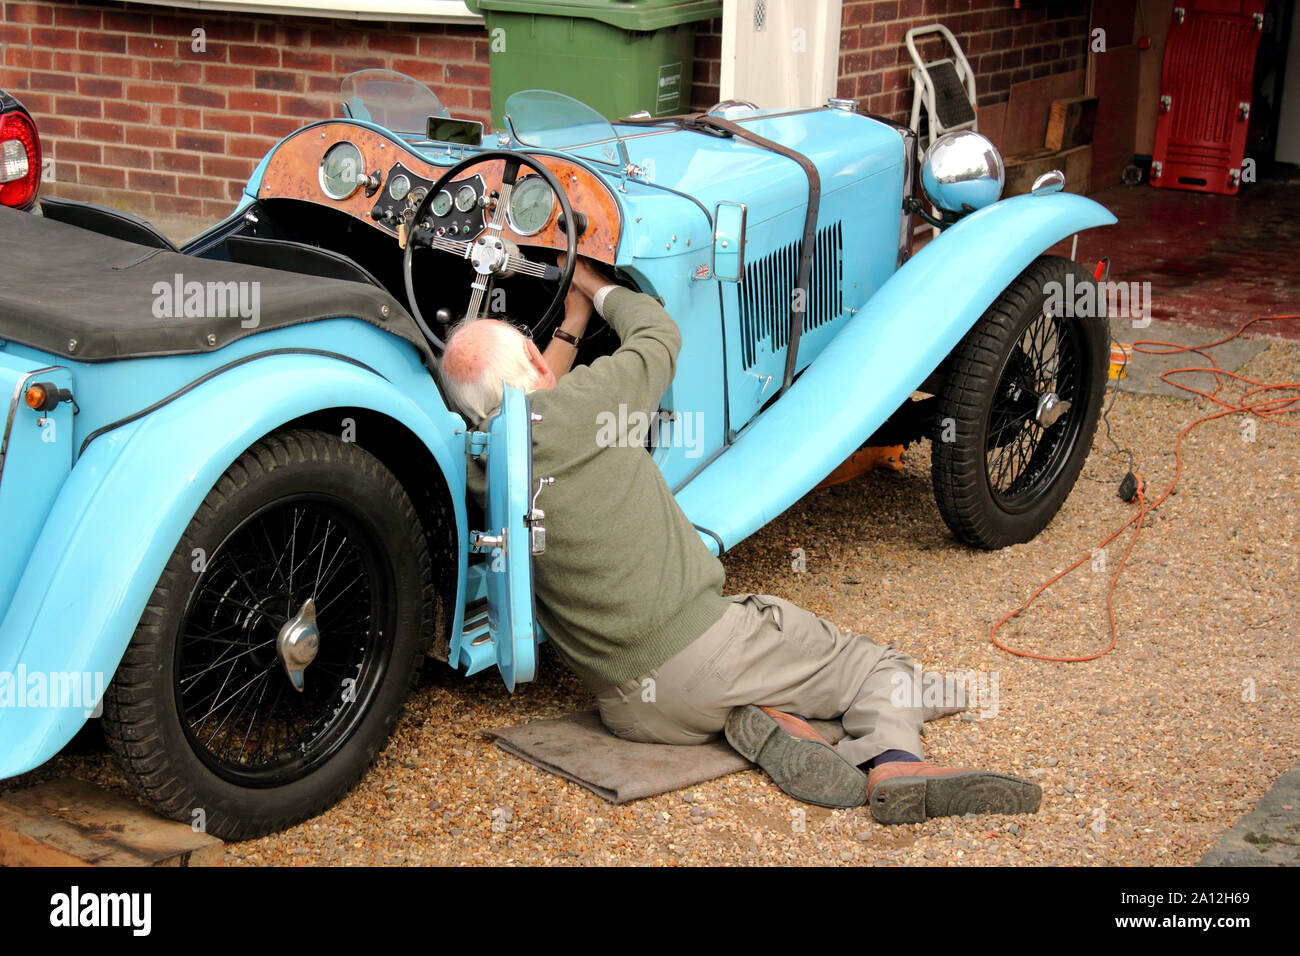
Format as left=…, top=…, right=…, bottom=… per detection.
left=1151, top=0, right=1267, bottom=195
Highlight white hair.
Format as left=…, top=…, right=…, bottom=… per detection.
left=439, top=319, right=545, bottom=424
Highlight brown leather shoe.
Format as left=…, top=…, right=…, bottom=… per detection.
left=867, top=760, right=1041, bottom=824
left=725, top=705, right=868, bottom=808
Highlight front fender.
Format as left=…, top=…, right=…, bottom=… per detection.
left=677, top=191, right=1117, bottom=553
left=0, top=353, right=466, bottom=778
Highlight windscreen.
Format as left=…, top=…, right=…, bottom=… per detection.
left=341, top=69, right=448, bottom=138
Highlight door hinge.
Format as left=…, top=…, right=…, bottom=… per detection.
left=466, top=429, right=489, bottom=458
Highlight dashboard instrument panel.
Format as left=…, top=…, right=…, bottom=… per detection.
left=257, top=122, right=623, bottom=265
left=369, top=163, right=486, bottom=238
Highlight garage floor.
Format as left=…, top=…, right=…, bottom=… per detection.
left=1051, top=172, right=1300, bottom=341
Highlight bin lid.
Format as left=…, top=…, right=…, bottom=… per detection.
left=465, top=0, right=721, bottom=32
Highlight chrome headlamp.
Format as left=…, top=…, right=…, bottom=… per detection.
left=920, top=130, right=1005, bottom=216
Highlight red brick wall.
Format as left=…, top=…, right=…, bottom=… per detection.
left=691, top=16, right=723, bottom=110
left=2, top=1, right=1088, bottom=221
left=837, top=0, right=1091, bottom=117
left=0, top=0, right=493, bottom=221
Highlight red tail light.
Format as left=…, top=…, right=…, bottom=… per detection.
left=0, top=108, right=41, bottom=209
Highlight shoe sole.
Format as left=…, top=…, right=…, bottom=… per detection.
left=724, top=706, right=867, bottom=809
left=869, top=770, right=1042, bottom=824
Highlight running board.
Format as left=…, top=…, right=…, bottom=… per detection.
left=452, top=562, right=548, bottom=676
left=456, top=598, right=497, bottom=676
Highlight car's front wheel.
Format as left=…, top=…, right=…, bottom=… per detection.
left=930, top=255, right=1108, bottom=549
left=101, top=429, right=433, bottom=840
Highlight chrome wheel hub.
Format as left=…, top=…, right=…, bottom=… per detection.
left=276, top=597, right=320, bottom=692
left=1035, top=392, right=1071, bottom=428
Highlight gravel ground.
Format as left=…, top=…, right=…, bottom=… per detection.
left=5, top=336, right=1296, bottom=866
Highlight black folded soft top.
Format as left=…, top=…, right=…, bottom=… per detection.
left=0, top=205, right=432, bottom=365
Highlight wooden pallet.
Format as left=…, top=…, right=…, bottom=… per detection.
left=0, top=779, right=224, bottom=866
left=1045, top=95, right=1099, bottom=152
left=1003, top=145, right=1093, bottom=198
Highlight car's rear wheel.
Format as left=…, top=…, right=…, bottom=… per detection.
left=101, top=429, right=432, bottom=840
left=930, top=255, right=1108, bottom=549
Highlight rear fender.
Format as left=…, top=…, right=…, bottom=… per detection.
left=0, top=353, right=467, bottom=778
left=676, top=191, right=1117, bottom=552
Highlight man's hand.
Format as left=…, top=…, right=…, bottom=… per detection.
left=557, top=253, right=612, bottom=302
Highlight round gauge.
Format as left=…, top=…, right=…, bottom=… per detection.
left=431, top=189, right=452, bottom=216
left=387, top=173, right=411, bottom=202
left=507, top=176, right=555, bottom=236
left=455, top=184, right=478, bottom=213
left=408, top=186, right=428, bottom=208
left=319, top=142, right=363, bottom=200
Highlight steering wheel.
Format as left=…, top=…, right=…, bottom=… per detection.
left=402, top=149, right=578, bottom=352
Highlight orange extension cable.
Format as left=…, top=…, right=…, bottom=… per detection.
left=990, top=314, right=1300, bottom=662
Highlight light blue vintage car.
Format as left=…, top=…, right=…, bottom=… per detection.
left=0, top=71, right=1115, bottom=838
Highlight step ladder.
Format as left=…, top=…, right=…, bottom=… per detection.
left=907, top=24, right=980, bottom=237
left=906, top=24, right=979, bottom=152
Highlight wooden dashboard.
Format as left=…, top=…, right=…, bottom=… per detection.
left=256, top=121, right=622, bottom=265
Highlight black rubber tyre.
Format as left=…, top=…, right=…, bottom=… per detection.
left=101, top=430, right=433, bottom=841
left=931, top=255, right=1108, bottom=549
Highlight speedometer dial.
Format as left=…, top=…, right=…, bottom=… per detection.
left=319, top=142, right=363, bottom=200
left=507, top=176, right=555, bottom=236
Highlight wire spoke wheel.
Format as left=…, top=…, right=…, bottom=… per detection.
left=983, top=310, right=1084, bottom=511
left=931, top=256, right=1108, bottom=549
left=176, top=496, right=391, bottom=787
left=101, top=430, right=434, bottom=840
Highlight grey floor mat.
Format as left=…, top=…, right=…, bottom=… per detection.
left=484, top=704, right=964, bottom=804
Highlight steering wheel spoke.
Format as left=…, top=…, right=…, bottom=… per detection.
left=485, top=182, right=513, bottom=237
left=502, top=254, right=561, bottom=282
left=427, top=234, right=472, bottom=258
left=466, top=275, right=492, bottom=322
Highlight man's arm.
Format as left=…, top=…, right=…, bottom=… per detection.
left=557, top=256, right=681, bottom=418
left=592, top=287, right=681, bottom=417
left=541, top=283, right=596, bottom=380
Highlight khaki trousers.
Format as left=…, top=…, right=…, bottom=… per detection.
left=595, top=593, right=925, bottom=766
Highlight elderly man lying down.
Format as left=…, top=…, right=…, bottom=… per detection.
left=439, top=256, right=1040, bottom=822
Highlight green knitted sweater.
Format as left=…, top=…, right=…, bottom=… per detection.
left=468, top=288, right=730, bottom=690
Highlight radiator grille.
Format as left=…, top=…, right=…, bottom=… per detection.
left=738, top=222, right=843, bottom=369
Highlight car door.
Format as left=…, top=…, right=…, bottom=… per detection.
left=481, top=384, right=537, bottom=691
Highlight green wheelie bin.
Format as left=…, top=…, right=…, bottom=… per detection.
left=465, top=0, right=722, bottom=128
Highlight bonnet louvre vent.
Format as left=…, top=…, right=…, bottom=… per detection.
left=738, top=221, right=843, bottom=369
